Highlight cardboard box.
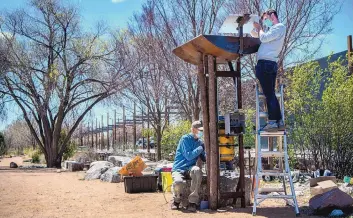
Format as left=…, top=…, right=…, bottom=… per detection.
left=317, top=180, right=337, bottom=193
left=311, top=185, right=324, bottom=196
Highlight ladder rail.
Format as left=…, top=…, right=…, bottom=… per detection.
left=252, top=83, right=300, bottom=217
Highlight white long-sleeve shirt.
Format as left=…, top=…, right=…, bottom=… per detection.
left=256, top=23, right=286, bottom=62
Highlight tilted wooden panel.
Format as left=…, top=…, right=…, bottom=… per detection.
left=173, top=35, right=260, bottom=65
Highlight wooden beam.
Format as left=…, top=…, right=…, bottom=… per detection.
left=236, top=52, right=246, bottom=208
left=208, top=55, right=219, bottom=210
left=216, top=70, right=240, bottom=78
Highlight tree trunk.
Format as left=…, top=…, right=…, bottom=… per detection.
left=44, top=141, right=64, bottom=168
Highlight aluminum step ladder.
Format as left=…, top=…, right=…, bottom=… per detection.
left=252, top=84, right=300, bottom=216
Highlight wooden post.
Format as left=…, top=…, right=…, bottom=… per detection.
left=142, top=107, right=144, bottom=149
left=80, top=124, right=83, bottom=147
left=101, top=115, right=104, bottom=150
left=198, top=54, right=211, bottom=202
left=208, top=55, right=219, bottom=210
left=114, top=110, right=117, bottom=150
left=133, top=102, right=137, bottom=150
left=123, top=105, right=126, bottom=150
left=147, top=108, right=150, bottom=153
left=348, top=35, right=353, bottom=76
left=107, top=112, right=110, bottom=150
left=91, top=122, right=93, bottom=148
left=95, top=118, right=98, bottom=150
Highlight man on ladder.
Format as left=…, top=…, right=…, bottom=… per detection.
left=252, top=9, right=286, bottom=131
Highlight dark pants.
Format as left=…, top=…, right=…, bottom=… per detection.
left=255, top=60, right=282, bottom=121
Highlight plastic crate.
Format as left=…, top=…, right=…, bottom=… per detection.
left=124, top=175, right=158, bottom=193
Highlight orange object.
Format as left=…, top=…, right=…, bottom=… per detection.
left=119, top=156, right=147, bottom=176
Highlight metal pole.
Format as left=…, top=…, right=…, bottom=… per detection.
left=237, top=23, right=246, bottom=207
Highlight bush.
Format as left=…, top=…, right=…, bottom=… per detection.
left=62, top=140, right=77, bottom=161
left=161, top=120, right=191, bottom=158
left=31, top=150, right=41, bottom=163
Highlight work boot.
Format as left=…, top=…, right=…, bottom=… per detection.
left=187, top=203, right=197, bottom=212
left=171, top=201, right=180, bottom=210
left=277, top=119, right=285, bottom=131
left=261, top=121, right=278, bottom=132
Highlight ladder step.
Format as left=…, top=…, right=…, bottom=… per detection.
left=256, top=194, right=294, bottom=199
left=259, top=112, right=268, bottom=118
left=259, top=131, right=286, bottom=136
left=261, top=151, right=285, bottom=158
left=259, top=171, right=289, bottom=176
left=259, top=188, right=285, bottom=193
left=259, top=92, right=281, bottom=99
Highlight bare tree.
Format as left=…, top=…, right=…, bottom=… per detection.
left=125, top=4, right=175, bottom=160
left=3, top=119, right=33, bottom=154
left=223, top=0, right=343, bottom=79
left=0, top=0, right=130, bottom=167
left=137, top=0, right=226, bottom=121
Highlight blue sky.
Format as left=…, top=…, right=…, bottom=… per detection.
left=0, top=0, right=352, bottom=130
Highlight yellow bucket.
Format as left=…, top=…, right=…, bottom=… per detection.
left=161, top=172, right=172, bottom=192
left=220, top=146, right=235, bottom=161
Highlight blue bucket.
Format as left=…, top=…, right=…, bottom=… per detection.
left=200, top=201, right=209, bottom=210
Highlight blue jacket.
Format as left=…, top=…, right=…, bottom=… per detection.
left=172, top=133, right=206, bottom=173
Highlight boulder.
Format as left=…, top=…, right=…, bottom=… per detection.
left=340, top=183, right=353, bottom=195
left=309, top=188, right=353, bottom=215
left=100, top=167, right=122, bottom=183
left=108, top=156, right=131, bottom=167
left=85, top=161, right=114, bottom=180
left=10, top=162, right=18, bottom=168
left=68, top=162, right=84, bottom=172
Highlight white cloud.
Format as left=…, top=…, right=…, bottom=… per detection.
left=112, top=0, right=126, bottom=3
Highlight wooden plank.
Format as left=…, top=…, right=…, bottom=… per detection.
left=220, top=191, right=245, bottom=199
left=172, top=35, right=260, bottom=65
left=216, top=70, right=240, bottom=78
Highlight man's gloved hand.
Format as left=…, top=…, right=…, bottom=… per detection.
left=201, top=143, right=205, bottom=151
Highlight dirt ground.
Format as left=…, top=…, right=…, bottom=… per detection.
left=0, top=157, right=319, bottom=218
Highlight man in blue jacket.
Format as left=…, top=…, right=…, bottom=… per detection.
left=171, top=120, right=206, bottom=212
